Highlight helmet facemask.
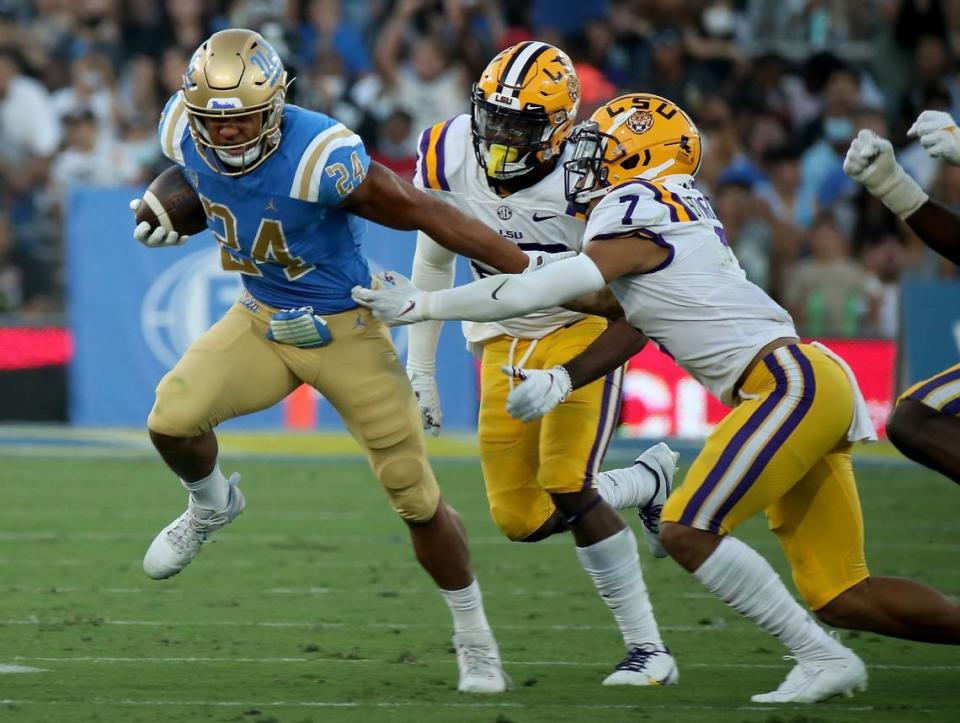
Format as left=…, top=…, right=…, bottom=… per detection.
left=563, top=121, right=621, bottom=204
left=471, top=85, right=569, bottom=181
left=185, top=90, right=285, bottom=176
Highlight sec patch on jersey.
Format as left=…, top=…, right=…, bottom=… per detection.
left=135, top=166, right=207, bottom=235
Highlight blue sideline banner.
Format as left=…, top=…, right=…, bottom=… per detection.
left=66, top=187, right=479, bottom=430
left=900, top=278, right=960, bottom=389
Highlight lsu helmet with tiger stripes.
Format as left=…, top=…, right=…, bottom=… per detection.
left=565, top=93, right=702, bottom=203
left=471, top=41, right=580, bottom=181
left=181, top=28, right=288, bottom=175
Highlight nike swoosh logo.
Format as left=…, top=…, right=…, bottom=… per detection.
left=398, top=301, right=416, bottom=316
left=533, top=213, right=557, bottom=222
left=491, top=280, right=509, bottom=300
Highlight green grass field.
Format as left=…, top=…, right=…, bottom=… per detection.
left=0, top=439, right=957, bottom=723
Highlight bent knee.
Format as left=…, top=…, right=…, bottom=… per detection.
left=376, top=454, right=440, bottom=523
left=149, top=377, right=215, bottom=437
left=660, top=521, right=689, bottom=556
left=489, top=505, right=542, bottom=542
left=887, top=401, right=936, bottom=451
left=812, top=579, right=870, bottom=629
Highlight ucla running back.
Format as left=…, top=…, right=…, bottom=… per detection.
left=406, top=42, right=679, bottom=686
left=129, top=28, right=573, bottom=694
left=354, top=92, right=960, bottom=702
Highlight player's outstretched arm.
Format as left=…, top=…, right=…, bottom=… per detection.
left=351, top=232, right=662, bottom=326
left=844, top=129, right=960, bottom=265
left=342, top=161, right=531, bottom=273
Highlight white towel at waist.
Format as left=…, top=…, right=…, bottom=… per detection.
left=811, top=341, right=879, bottom=444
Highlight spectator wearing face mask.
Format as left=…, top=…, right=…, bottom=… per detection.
left=796, top=66, right=861, bottom=227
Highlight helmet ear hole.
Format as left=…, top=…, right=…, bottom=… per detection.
left=620, top=154, right=641, bottom=170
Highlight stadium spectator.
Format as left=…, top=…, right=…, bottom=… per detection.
left=862, top=226, right=908, bottom=338
left=785, top=211, right=871, bottom=337
left=0, top=0, right=955, bottom=328
left=0, top=47, right=60, bottom=198
left=0, top=211, right=55, bottom=314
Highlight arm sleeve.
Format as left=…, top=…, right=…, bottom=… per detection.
left=407, top=232, right=457, bottom=374
left=422, top=254, right=607, bottom=322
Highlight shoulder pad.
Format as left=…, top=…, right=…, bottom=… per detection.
left=414, top=114, right=470, bottom=192
left=158, top=92, right=189, bottom=165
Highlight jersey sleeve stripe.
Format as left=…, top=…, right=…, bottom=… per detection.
left=290, top=125, right=354, bottom=201
left=160, top=94, right=187, bottom=164
left=415, top=128, right=432, bottom=188
left=305, top=133, right=363, bottom=203
left=635, top=180, right=692, bottom=223
left=667, top=190, right=696, bottom=221
left=434, top=120, right=453, bottom=191
left=422, top=120, right=453, bottom=191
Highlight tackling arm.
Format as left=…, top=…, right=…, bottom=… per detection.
left=562, top=318, right=648, bottom=389
left=342, top=161, right=530, bottom=273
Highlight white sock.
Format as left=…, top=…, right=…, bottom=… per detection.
left=441, top=579, right=492, bottom=636
left=576, top=527, right=663, bottom=649
left=181, top=464, right=229, bottom=511
left=594, top=463, right=658, bottom=510
left=693, top=536, right=846, bottom=661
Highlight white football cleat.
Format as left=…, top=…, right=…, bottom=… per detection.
left=603, top=644, right=679, bottom=686
left=634, top=442, right=679, bottom=558
left=143, top=473, right=245, bottom=580
left=750, top=650, right=867, bottom=703
left=453, top=631, right=512, bottom=693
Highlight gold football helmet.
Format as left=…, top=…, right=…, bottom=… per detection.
left=564, top=93, right=702, bottom=203
left=471, top=41, right=580, bottom=180
left=182, top=28, right=288, bottom=175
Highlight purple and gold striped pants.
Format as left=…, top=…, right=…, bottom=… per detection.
left=478, top=315, right=621, bottom=541
left=662, top=343, right=870, bottom=610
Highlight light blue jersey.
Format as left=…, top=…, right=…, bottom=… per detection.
left=158, top=92, right=371, bottom=313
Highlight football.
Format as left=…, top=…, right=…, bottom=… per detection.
left=135, top=166, right=207, bottom=235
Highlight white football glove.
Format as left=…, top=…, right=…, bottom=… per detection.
left=129, top=199, right=190, bottom=248
left=842, top=130, right=928, bottom=219
left=908, top=109, right=960, bottom=165
left=502, top=364, right=572, bottom=423
left=351, top=271, right=426, bottom=326
left=407, top=369, right=442, bottom=436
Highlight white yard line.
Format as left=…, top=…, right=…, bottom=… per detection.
left=0, top=618, right=729, bottom=633
left=0, top=531, right=956, bottom=552
left=0, top=697, right=926, bottom=714
left=0, top=586, right=721, bottom=599
left=10, top=655, right=959, bottom=671
left=0, top=664, right=45, bottom=674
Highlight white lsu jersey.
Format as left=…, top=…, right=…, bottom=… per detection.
left=584, top=174, right=798, bottom=406
left=413, top=114, right=586, bottom=343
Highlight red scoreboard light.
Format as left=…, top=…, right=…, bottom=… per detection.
left=620, top=339, right=897, bottom=439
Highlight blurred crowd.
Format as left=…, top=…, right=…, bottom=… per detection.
left=0, top=0, right=959, bottom=340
